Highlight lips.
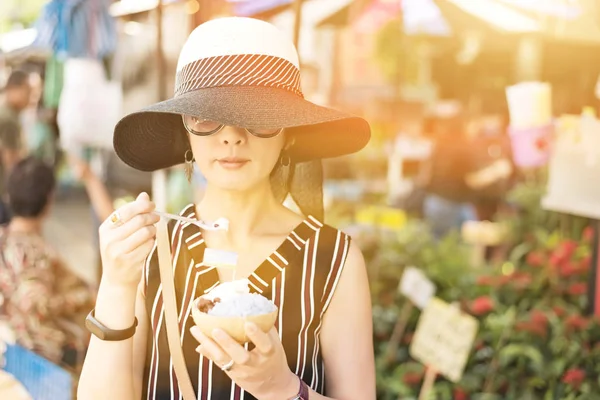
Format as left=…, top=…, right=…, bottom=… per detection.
left=218, top=157, right=249, bottom=163
left=216, top=157, right=249, bottom=170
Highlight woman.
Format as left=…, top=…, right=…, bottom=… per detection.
left=78, top=17, right=375, bottom=400
left=0, top=157, right=93, bottom=366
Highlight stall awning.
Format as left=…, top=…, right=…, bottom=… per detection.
left=440, top=0, right=600, bottom=44
left=228, top=0, right=293, bottom=17
left=442, top=0, right=541, bottom=33
left=109, top=0, right=183, bottom=17
left=317, top=0, right=452, bottom=37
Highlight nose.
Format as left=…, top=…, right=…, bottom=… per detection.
left=218, top=126, right=247, bottom=145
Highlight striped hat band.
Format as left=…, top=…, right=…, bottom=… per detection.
left=175, top=54, right=303, bottom=98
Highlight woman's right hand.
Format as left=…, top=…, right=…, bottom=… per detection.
left=99, top=192, right=160, bottom=288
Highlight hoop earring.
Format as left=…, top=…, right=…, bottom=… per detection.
left=280, top=152, right=291, bottom=167
left=184, top=150, right=194, bottom=183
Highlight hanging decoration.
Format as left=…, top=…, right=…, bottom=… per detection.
left=33, top=0, right=117, bottom=60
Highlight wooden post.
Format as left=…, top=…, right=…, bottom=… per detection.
left=292, top=0, right=304, bottom=50
left=152, top=0, right=168, bottom=212
left=588, top=220, right=600, bottom=316
left=156, top=0, right=166, bottom=102
left=385, top=301, right=414, bottom=364
left=418, top=366, right=437, bottom=400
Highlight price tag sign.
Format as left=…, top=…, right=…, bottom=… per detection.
left=399, top=267, right=435, bottom=309
left=461, top=221, right=507, bottom=246
left=409, top=298, right=479, bottom=382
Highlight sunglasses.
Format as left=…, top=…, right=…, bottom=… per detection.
left=182, top=115, right=283, bottom=138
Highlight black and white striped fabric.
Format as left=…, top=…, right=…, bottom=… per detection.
left=140, top=204, right=351, bottom=400
left=175, top=54, right=303, bottom=98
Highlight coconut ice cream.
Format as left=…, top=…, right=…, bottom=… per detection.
left=196, top=279, right=277, bottom=317
left=191, top=279, right=278, bottom=343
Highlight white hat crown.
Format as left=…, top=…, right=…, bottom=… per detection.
left=174, top=17, right=302, bottom=98
left=177, top=17, right=300, bottom=71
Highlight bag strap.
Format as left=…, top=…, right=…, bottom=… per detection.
left=156, top=219, right=197, bottom=400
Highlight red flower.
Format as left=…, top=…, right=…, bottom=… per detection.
left=511, top=272, right=533, bottom=289
left=476, top=275, right=511, bottom=287
left=549, top=253, right=563, bottom=268
left=582, top=226, right=594, bottom=242
left=476, top=275, right=495, bottom=286
left=567, top=282, right=588, bottom=296
left=530, top=310, right=549, bottom=327
left=552, top=306, right=566, bottom=317
left=562, top=368, right=586, bottom=389
left=559, top=262, right=578, bottom=277
left=526, top=251, right=545, bottom=267
left=565, top=315, right=589, bottom=331
left=453, top=387, right=469, bottom=400
left=402, top=371, right=423, bottom=386
left=550, top=240, right=579, bottom=268
left=516, top=321, right=547, bottom=338
left=561, top=240, right=579, bottom=257
left=579, top=255, right=592, bottom=272
left=470, top=296, right=495, bottom=316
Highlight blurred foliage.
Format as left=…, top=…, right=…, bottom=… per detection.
left=363, top=180, right=600, bottom=399
left=0, top=0, right=46, bottom=34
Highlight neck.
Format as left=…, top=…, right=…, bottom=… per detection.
left=9, top=217, right=43, bottom=235
left=197, top=179, right=280, bottom=237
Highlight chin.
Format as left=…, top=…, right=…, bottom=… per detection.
left=209, top=175, right=264, bottom=192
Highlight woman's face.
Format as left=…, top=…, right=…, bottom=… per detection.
left=189, top=125, right=286, bottom=191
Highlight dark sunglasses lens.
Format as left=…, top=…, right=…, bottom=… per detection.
left=247, top=128, right=283, bottom=138
left=183, top=115, right=222, bottom=136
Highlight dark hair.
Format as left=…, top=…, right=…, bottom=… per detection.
left=7, top=157, right=56, bottom=218
left=4, top=70, right=29, bottom=90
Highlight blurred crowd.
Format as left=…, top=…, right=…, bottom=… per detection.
left=0, top=68, right=114, bottom=371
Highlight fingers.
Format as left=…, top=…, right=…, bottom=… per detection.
left=191, top=327, right=230, bottom=365
left=244, top=323, right=274, bottom=355
left=101, top=193, right=156, bottom=231
left=212, top=329, right=251, bottom=364
left=117, top=217, right=158, bottom=247
left=191, top=327, right=250, bottom=366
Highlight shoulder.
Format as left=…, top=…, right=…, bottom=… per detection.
left=307, top=217, right=352, bottom=249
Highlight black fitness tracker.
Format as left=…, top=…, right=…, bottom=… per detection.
left=85, top=309, right=138, bottom=341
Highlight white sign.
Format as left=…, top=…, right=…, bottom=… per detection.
left=399, top=266, right=436, bottom=309
left=410, top=298, right=479, bottom=382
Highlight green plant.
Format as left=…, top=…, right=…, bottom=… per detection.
left=365, top=182, right=600, bottom=399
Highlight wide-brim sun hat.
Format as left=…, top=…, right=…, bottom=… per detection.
left=113, top=17, right=371, bottom=219
left=113, top=16, right=370, bottom=172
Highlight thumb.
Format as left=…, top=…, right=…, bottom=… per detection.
left=137, top=192, right=150, bottom=202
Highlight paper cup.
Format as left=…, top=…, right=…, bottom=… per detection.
left=191, top=298, right=278, bottom=344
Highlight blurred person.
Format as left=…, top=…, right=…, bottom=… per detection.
left=417, top=102, right=478, bottom=237
left=67, top=150, right=118, bottom=286
left=67, top=151, right=115, bottom=223
left=79, top=17, right=375, bottom=400
left=418, top=104, right=513, bottom=237
left=0, top=70, right=31, bottom=223
left=0, top=157, right=94, bottom=366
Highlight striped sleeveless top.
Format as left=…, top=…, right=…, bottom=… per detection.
left=141, top=204, right=351, bottom=400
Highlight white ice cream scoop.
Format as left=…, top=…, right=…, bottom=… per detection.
left=202, top=279, right=250, bottom=302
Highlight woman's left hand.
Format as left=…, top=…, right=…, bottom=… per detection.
left=190, top=323, right=299, bottom=400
